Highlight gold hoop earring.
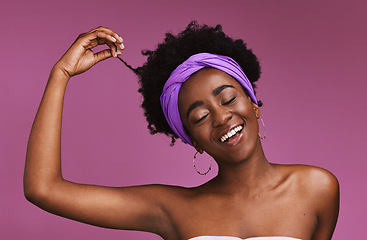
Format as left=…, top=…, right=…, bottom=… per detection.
left=193, top=151, right=212, bottom=175
left=258, top=117, right=266, bottom=140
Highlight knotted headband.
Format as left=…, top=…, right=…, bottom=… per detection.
left=160, top=53, right=258, bottom=146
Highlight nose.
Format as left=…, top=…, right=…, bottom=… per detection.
left=212, top=106, right=232, bottom=128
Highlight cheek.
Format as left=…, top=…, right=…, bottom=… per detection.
left=191, top=125, right=211, bottom=142
left=188, top=125, right=214, bottom=150
left=234, top=100, right=255, bottom=118
left=181, top=118, right=207, bottom=144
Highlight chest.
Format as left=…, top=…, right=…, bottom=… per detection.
left=166, top=193, right=316, bottom=240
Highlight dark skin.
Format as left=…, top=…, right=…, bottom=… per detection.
left=177, top=68, right=339, bottom=239
left=24, top=27, right=339, bottom=240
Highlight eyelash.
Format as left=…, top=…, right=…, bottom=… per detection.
left=194, top=114, right=208, bottom=124
left=193, top=97, right=236, bottom=124
left=222, top=97, right=236, bottom=105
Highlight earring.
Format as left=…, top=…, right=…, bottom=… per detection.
left=258, top=117, right=266, bottom=140
left=193, top=151, right=212, bottom=175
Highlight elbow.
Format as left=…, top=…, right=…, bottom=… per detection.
left=24, top=183, right=48, bottom=206
left=23, top=178, right=56, bottom=207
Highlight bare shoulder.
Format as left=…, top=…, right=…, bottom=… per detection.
left=290, top=165, right=339, bottom=195
left=277, top=164, right=339, bottom=211
left=273, top=165, right=340, bottom=238
left=273, top=164, right=339, bottom=204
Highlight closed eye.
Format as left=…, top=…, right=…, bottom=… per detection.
left=194, top=113, right=208, bottom=124
left=222, top=97, right=236, bottom=105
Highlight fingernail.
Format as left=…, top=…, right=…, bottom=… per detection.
left=113, top=52, right=117, bottom=57
left=118, top=36, right=123, bottom=42
left=120, top=43, right=125, bottom=49
left=111, top=36, right=117, bottom=42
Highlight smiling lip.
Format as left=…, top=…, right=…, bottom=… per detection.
left=218, top=124, right=244, bottom=143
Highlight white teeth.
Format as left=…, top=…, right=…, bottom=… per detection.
left=220, top=125, right=243, bottom=142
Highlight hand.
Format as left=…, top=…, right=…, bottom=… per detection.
left=54, top=26, right=125, bottom=78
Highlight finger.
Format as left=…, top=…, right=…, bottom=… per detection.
left=93, top=26, right=124, bottom=43
left=113, top=44, right=122, bottom=57
left=81, top=28, right=124, bottom=54
left=74, top=28, right=124, bottom=62
left=86, top=31, right=117, bottom=47
left=93, top=49, right=113, bottom=63
left=89, top=34, right=123, bottom=57
left=96, top=37, right=122, bottom=58
left=88, top=26, right=124, bottom=46
left=86, top=32, right=124, bottom=52
left=104, top=39, right=119, bottom=58
left=116, top=41, right=125, bottom=50
left=95, top=29, right=124, bottom=50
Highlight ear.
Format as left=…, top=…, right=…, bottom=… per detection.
left=249, top=97, right=260, bottom=119
left=192, top=139, right=204, bottom=154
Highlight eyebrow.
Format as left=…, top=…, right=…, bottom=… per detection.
left=186, top=100, right=204, bottom=118
left=212, top=85, right=235, bottom=96
left=186, top=85, right=235, bottom=118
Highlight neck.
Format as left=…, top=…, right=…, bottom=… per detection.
left=211, top=140, right=275, bottom=195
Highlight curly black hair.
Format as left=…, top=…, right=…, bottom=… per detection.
left=125, top=21, right=262, bottom=145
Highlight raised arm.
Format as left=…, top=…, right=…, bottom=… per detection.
left=23, top=27, right=173, bottom=237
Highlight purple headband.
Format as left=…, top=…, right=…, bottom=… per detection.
left=160, top=53, right=258, bottom=146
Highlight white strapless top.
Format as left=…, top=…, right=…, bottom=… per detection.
left=189, top=236, right=301, bottom=240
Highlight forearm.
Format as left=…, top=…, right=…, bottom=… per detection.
left=22, top=27, right=140, bottom=230
left=24, top=67, right=70, bottom=200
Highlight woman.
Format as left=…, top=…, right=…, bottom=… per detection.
left=24, top=22, right=339, bottom=240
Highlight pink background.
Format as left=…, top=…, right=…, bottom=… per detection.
left=1, top=0, right=366, bottom=239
